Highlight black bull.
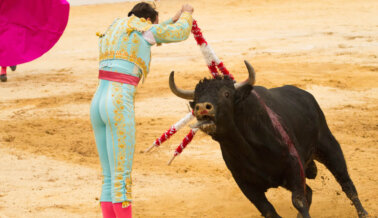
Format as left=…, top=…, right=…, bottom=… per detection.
left=169, top=61, right=368, bottom=218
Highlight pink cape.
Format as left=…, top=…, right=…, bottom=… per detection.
left=0, top=0, right=70, bottom=66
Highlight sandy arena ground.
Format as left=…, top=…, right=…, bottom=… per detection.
left=0, top=0, right=377, bottom=217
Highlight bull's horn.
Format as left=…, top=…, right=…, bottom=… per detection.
left=169, top=71, right=195, bottom=100
left=234, top=60, right=256, bottom=89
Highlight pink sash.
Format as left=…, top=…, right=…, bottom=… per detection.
left=99, top=70, right=140, bottom=86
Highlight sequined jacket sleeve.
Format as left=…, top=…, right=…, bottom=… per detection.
left=160, top=18, right=173, bottom=26
left=150, top=12, right=193, bottom=44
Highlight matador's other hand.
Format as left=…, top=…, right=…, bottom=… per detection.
left=182, top=4, right=194, bottom=14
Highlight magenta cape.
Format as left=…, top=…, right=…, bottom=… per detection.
left=0, top=0, right=70, bottom=66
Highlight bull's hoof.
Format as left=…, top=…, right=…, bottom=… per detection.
left=297, top=213, right=311, bottom=218
left=265, top=211, right=282, bottom=218
left=10, top=65, right=17, bottom=71
left=358, top=210, right=369, bottom=218
left=0, top=74, right=7, bottom=82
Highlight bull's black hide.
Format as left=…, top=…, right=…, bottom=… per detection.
left=169, top=61, right=368, bottom=218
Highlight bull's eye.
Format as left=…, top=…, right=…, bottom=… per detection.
left=195, top=105, right=200, bottom=111
left=206, top=103, right=212, bottom=110
left=224, top=91, right=230, bottom=98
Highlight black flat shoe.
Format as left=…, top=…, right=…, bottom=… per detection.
left=10, top=65, right=17, bottom=71
left=0, top=74, right=7, bottom=82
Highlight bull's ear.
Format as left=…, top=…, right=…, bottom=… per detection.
left=189, top=101, right=195, bottom=109
left=235, top=84, right=253, bottom=103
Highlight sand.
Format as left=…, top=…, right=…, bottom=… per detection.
left=0, top=0, right=377, bottom=217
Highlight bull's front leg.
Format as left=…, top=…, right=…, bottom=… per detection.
left=235, top=179, right=281, bottom=218
left=253, top=192, right=282, bottom=218
left=247, top=189, right=281, bottom=218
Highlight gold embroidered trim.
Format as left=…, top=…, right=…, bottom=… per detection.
left=127, top=15, right=152, bottom=35
left=122, top=201, right=131, bottom=208
left=180, top=12, right=193, bottom=27
left=112, top=82, right=127, bottom=202
left=99, top=50, right=147, bottom=80
left=111, top=82, right=135, bottom=202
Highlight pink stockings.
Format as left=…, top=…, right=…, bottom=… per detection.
left=101, top=202, right=116, bottom=218
left=100, top=202, right=132, bottom=218
left=113, top=203, right=132, bottom=218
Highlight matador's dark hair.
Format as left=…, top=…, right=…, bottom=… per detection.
left=128, top=2, right=158, bottom=23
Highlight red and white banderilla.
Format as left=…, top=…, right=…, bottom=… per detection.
left=145, top=111, right=194, bottom=152
left=147, top=20, right=234, bottom=165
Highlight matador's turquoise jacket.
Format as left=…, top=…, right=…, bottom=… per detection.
left=98, top=12, right=193, bottom=80
left=91, top=12, right=193, bottom=207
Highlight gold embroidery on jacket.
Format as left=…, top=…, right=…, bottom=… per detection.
left=99, top=51, right=147, bottom=78
left=99, top=16, right=151, bottom=79
left=154, top=12, right=193, bottom=41
left=127, top=16, right=152, bottom=33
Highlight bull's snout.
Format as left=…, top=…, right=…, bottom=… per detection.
left=194, top=102, right=215, bottom=119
